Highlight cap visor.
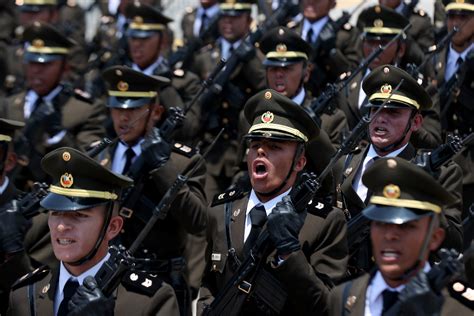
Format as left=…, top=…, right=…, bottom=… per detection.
left=263, top=59, right=303, bottom=68
left=40, top=193, right=109, bottom=212
left=107, top=96, right=153, bottom=109
left=126, top=29, right=159, bottom=39
left=362, top=204, right=432, bottom=224
left=24, top=52, right=64, bottom=63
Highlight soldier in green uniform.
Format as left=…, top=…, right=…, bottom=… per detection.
left=431, top=0, right=474, bottom=219
left=99, top=65, right=207, bottom=315
left=7, top=147, right=180, bottom=316
left=337, top=65, right=463, bottom=273
left=0, top=22, right=106, bottom=190
left=191, top=0, right=266, bottom=198
left=198, top=89, right=348, bottom=315
left=120, top=1, right=202, bottom=144
left=339, top=5, right=442, bottom=150
left=329, top=157, right=473, bottom=316
left=256, top=26, right=348, bottom=147
left=289, top=0, right=361, bottom=97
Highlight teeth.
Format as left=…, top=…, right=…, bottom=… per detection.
left=58, top=239, right=74, bottom=245
left=382, top=251, right=399, bottom=258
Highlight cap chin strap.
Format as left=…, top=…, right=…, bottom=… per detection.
left=67, top=202, right=114, bottom=266
left=372, top=110, right=415, bottom=154
left=394, top=214, right=437, bottom=282
left=256, top=142, right=304, bottom=198
left=0, top=142, right=8, bottom=175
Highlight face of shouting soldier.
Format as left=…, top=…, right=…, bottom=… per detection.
left=378, top=0, right=402, bottom=9
left=447, top=11, right=474, bottom=53
left=301, top=0, right=336, bottom=23
left=368, top=107, right=422, bottom=155
left=266, top=63, right=310, bottom=98
left=371, top=216, right=444, bottom=288
left=110, top=104, right=165, bottom=146
left=128, top=33, right=162, bottom=70
left=218, top=13, right=251, bottom=43
left=49, top=205, right=123, bottom=276
left=247, top=138, right=306, bottom=202
left=25, top=59, right=66, bottom=96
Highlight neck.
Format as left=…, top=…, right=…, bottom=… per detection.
left=63, top=250, right=106, bottom=276
left=451, top=41, right=472, bottom=54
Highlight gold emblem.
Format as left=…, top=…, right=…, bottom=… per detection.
left=133, top=16, right=144, bottom=25
left=345, top=295, right=357, bottom=309
left=32, top=39, right=44, bottom=48
left=226, top=0, right=236, bottom=4
left=278, top=28, right=284, bottom=35
left=117, top=81, right=129, bottom=92
left=261, top=111, right=274, bottom=123
left=456, top=0, right=465, bottom=3
left=264, top=91, right=272, bottom=100
left=383, top=184, right=401, bottom=199
left=60, top=173, right=74, bottom=188
left=62, top=151, right=71, bottom=162
left=276, top=43, right=287, bottom=53
left=41, top=284, right=50, bottom=294
left=115, top=69, right=122, bottom=76
left=374, top=19, right=384, bottom=28
left=233, top=209, right=241, bottom=217
left=380, top=83, right=392, bottom=94
left=383, top=66, right=390, bottom=74
left=375, top=5, right=381, bottom=13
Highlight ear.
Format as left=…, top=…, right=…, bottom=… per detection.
left=294, top=153, right=307, bottom=172
left=411, top=112, right=423, bottom=132
left=397, top=42, right=407, bottom=59
left=428, top=227, right=445, bottom=252
left=303, top=64, right=311, bottom=83
left=150, top=104, right=165, bottom=123
left=106, top=215, right=123, bottom=241
left=4, top=151, right=17, bottom=173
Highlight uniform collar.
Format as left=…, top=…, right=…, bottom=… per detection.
left=246, top=188, right=291, bottom=217
left=291, top=88, right=306, bottom=106
left=132, top=56, right=164, bottom=76
left=303, top=16, right=329, bottom=42
left=197, top=3, right=220, bottom=18
left=0, top=177, right=9, bottom=195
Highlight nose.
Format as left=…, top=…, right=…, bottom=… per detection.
left=56, top=217, right=71, bottom=233
left=384, top=224, right=401, bottom=241
left=257, top=145, right=266, bottom=157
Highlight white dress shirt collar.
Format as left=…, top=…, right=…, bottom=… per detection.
left=445, top=43, right=474, bottom=81
left=111, top=139, right=143, bottom=174
left=302, top=16, right=329, bottom=43
left=55, top=253, right=110, bottom=316
left=132, top=56, right=164, bottom=76
left=0, top=177, right=9, bottom=194
left=24, top=85, right=63, bottom=119
left=291, top=88, right=306, bottom=106
left=220, top=38, right=242, bottom=60
left=244, top=188, right=291, bottom=241
left=194, top=4, right=220, bottom=37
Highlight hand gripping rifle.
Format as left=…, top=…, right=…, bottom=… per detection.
left=307, top=23, right=411, bottom=121
left=94, top=130, right=224, bottom=297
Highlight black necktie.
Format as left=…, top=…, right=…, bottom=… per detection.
left=306, top=28, right=314, bottom=44
left=381, top=289, right=399, bottom=315
left=122, top=147, right=135, bottom=174
left=244, top=205, right=267, bottom=254
left=199, top=12, right=207, bottom=35
left=364, top=156, right=379, bottom=204
left=31, top=97, right=43, bottom=116
left=58, top=279, right=79, bottom=316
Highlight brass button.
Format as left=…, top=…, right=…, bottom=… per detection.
left=222, top=102, right=229, bottom=109
left=222, top=118, right=229, bottom=124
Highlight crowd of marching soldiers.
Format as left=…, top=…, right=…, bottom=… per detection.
left=0, top=0, right=473, bottom=315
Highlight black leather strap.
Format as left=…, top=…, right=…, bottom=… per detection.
left=28, top=283, right=36, bottom=316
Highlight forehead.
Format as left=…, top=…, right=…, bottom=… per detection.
left=267, top=62, right=304, bottom=71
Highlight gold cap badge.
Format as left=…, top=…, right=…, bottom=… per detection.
left=261, top=111, right=274, bottom=123
left=276, top=44, right=287, bottom=53
left=117, top=81, right=129, bottom=92
left=380, top=83, right=392, bottom=94
left=374, top=19, right=384, bottom=28
left=32, top=39, right=45, bottom=48
left=264, top=91, right=272, bottom=100
left=133, top=16, right=144, bottom=25
left=383, top=184, right=401, bottom=199
left=60, top=173, right=74, bottom=188
left=278, top=28, right=284, bottom=35
left=62, top=151, right=71, bottom=162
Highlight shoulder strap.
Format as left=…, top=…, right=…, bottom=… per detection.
left=28, top=282, right=36, bottom=316
left=224, top=201, right=241, bottom=270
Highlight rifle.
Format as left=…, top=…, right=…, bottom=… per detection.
left=200, top=0, right=299, bottom=108
left=15, top=182, right=49, bottom=220
left=307, top=23, right=411, bottom=119
left=169, top=12, right=220, bottom=70
left=384, top=248, right=463, bottom=316
left=94, top=129, right=224, bottom=297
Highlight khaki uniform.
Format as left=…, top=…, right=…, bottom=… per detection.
left=337, top=142, right=464, bottom=271
left=0, top=88, right=106, bottom=187
left=198, top=191, right=348, bottom=315
left=289, top=19, right=362, bottom=97
left=328, top=272, right=472, bottom=316
left=181, top=7, right=197, bottom=44
left=8, top=264, right=180, bottom=315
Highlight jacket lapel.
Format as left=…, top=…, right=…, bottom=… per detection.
left=36, top=264, right=60, bottom=313
left=229, top=197, right=249, bottom=259
left=341, top=147, right=369, bottom=213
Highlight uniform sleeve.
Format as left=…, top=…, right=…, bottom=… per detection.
left=149, top=282, right=181, bottom=316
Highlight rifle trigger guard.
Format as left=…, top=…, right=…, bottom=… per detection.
left=238, top=280, right=252, bottom=294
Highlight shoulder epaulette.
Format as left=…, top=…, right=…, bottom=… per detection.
left=448, top=280, right=474, bottom=310
left=121, top=270, right=164, bottom=297
left=286, top=20, right=299, bottom=29
left=343, top=23, right=353, bottom=31
left=414, top=8, right=427, bottom=17
left=211, top=187, right=244, bottom=207
left=11, top=265, right=50, bottom=291
left=306, top=197, right=333, bottom=218
left=73, top=88, right=94, bottom=104
left=173, top=68, right=185, bottom=78
left=184, top=6, right=195, bottom=14
left=172, top=142, right=196, bottom=158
